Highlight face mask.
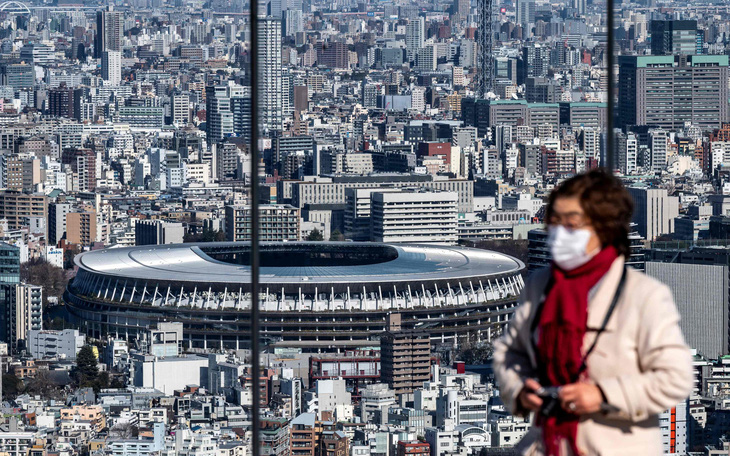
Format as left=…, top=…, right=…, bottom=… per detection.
left=547, top=225, right=593, bottom=271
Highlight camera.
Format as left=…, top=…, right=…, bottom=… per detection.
left=535, top=386, right=562, bottom=417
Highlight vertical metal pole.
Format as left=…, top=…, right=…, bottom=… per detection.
left=250, top=2, right=261, bottom=456
left=606, top=0, right=615, bottom=171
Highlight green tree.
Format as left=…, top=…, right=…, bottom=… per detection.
left=329, top=229, right=345, bottom=242
left=305, top=229, right=324, bottom=241
left=73, top=345, right=99, bottom=385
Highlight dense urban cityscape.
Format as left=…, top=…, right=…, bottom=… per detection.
left=0, top=0, right=727, bottom=454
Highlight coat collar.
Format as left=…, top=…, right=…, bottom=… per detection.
left=586, top=256, right=626, bottom=330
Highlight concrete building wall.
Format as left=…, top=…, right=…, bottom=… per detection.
left=645, top=262, right=728, bottom=359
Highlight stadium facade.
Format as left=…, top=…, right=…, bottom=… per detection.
left=64, top=242, right=525, bottom=351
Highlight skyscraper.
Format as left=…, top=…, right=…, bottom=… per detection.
left=618, top=55, right=730, bottom=131
left=453, top=0, right=469, bottom=18
left=101, top=50, right=121, bottom=85
left=516, top=0, right=535, bottom=30
left=95, top=7, right=123, bottom=59
left=628, top=187, right=679, bottom=241
left=405, top=18, right=425, bottom=62
left=171, top=93, right=191, bottom=125
left=0, top=242, right=20, bottom=346
left=258, top=17, right=283, bottom=135
left=206, top=83, right=234, bottom=143
left=650, top=20, right=698, bottom=56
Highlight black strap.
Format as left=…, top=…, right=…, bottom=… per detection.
left=576, top=266, right=628, bottom=378
left=531, top=266, right=629, bottom=381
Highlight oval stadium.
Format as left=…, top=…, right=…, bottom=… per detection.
left=64, top=242, right=526, bottom=351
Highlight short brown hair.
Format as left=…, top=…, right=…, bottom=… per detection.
left=545, top=169, right=634, bottom=257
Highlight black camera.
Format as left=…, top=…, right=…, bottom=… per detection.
left=536, top=386, right=562, bottom=417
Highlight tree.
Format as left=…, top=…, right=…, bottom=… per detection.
left=305, top=229, right=324, bottom=241
left=24, top=369, right=61, bottom=399
left=2, top=373, right=22, bottom=399
left=329, top=230, right=345, bottom=242
left=21, top=258, right=68, bottom=307
left=73, top=345, right=99, bottom=385
left=184, top=229, right=226, bottom=243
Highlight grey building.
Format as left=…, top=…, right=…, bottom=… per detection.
left=48, top=203, right=72, bottom=246
left=525, top=77, right=559, bottom=103
left=628, top=187, right=679, bottom=241
left=0, top=242, right=20, bottom=346
left=13, top=283, right=42, bottom=353
left=135, top=220, right=185, bottom=246
left=291, top=175, right=474, bottom=214
left=28, top=329, right=85, bottom=360
left=650, top=20, right=699, bottom=56
left=225, top=204, right=300, bottom=242
left=258, top=17, right=282, bottom=134
left=618, top=55, right=729, bottom=131
left=645, top=261, right=727, bottom=360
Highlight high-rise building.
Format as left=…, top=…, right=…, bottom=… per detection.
left=453, top=0, right=469, bottom=18
left=66, top=211, right=97, bottom=246
left=0, top=191, right=48, bottom=230
left=2, top=63, right=34, bottom=89
left=618, top=55, right=730, bottom=131
left=380, top=314, right=430, bottom=395
left=516, top=0, right=535, bottom=30
left=48, top=84, right=74, bottom=118
left=282, top=9, right=303, bottom=37
left=315, top=41, right=349, bottom=69
left=258, top=17, right=283, bottom=135
left=206, top=82, right=234, bottom=143
left=95, top=7, right=123, bottom=59
left=48, top=203, right=72, bottom=246
left=644, top=260, right=727, bottom=360
left=225, top=204, right=300, bottom=242
left=0, top=243, right=20, bottom=347
left=135, top=220, right=185, bottom=246
left=61, top=147, right=97, bottom=191
left=649, top=128, right=669, bottom=173
left=415, top=45, right=436, bottom=72
left=12, top=283, right=42, bottom=353
left=171, top=93, right=191, bottom=125
left=405, top=18, right=425, bottom=62
left=628, top=187, right=679, bottom=241
left=101, top=50, right=121, bottom=85
left=371, top=189, right=458, bottom=244
left=572, top=0, right=586, bottom=15
left=650, top=20, right=698, bottom=56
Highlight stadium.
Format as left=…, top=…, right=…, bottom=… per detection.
left=64, top=242, right=526, bottom=351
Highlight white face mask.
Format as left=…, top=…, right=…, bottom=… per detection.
left=547, top=225, right=594, bottom=271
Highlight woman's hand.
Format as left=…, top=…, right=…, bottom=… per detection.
left=518, top=378, right=544, bottom=411
left=559, top=382, right=604, bottom=415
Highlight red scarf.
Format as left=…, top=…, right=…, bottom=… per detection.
left=537, top=246, right=618, bottom=456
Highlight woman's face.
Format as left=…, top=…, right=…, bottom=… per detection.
left=549, top=196, right=602, bottom=254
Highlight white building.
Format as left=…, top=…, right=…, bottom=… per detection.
left=27, top=329, right=85, bottom=360
left=131, top=353, right=209, bottom=395
left=102, top=50, right=122, bottom=85
left=171, top=93, right=191, bottom=126
left=659, top=399, right=688, bottom=455
left=371, top=189, right=458, bottom=244
left=360, top=383, right=396, bottom=424
left=0, top=433, right=36, bottom=456
left=628, top=187, right=679, bottom=240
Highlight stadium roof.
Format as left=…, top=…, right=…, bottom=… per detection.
left=75, top=242, right=524, bottom=286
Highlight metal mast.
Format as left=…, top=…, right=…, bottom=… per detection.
left=477, top=0, right=495, bottom=98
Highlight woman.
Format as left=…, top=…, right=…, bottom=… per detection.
left=492, top=169, right=693, bottom=456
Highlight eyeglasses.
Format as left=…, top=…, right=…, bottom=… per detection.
left=547, top=211, right=591, bottom=230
